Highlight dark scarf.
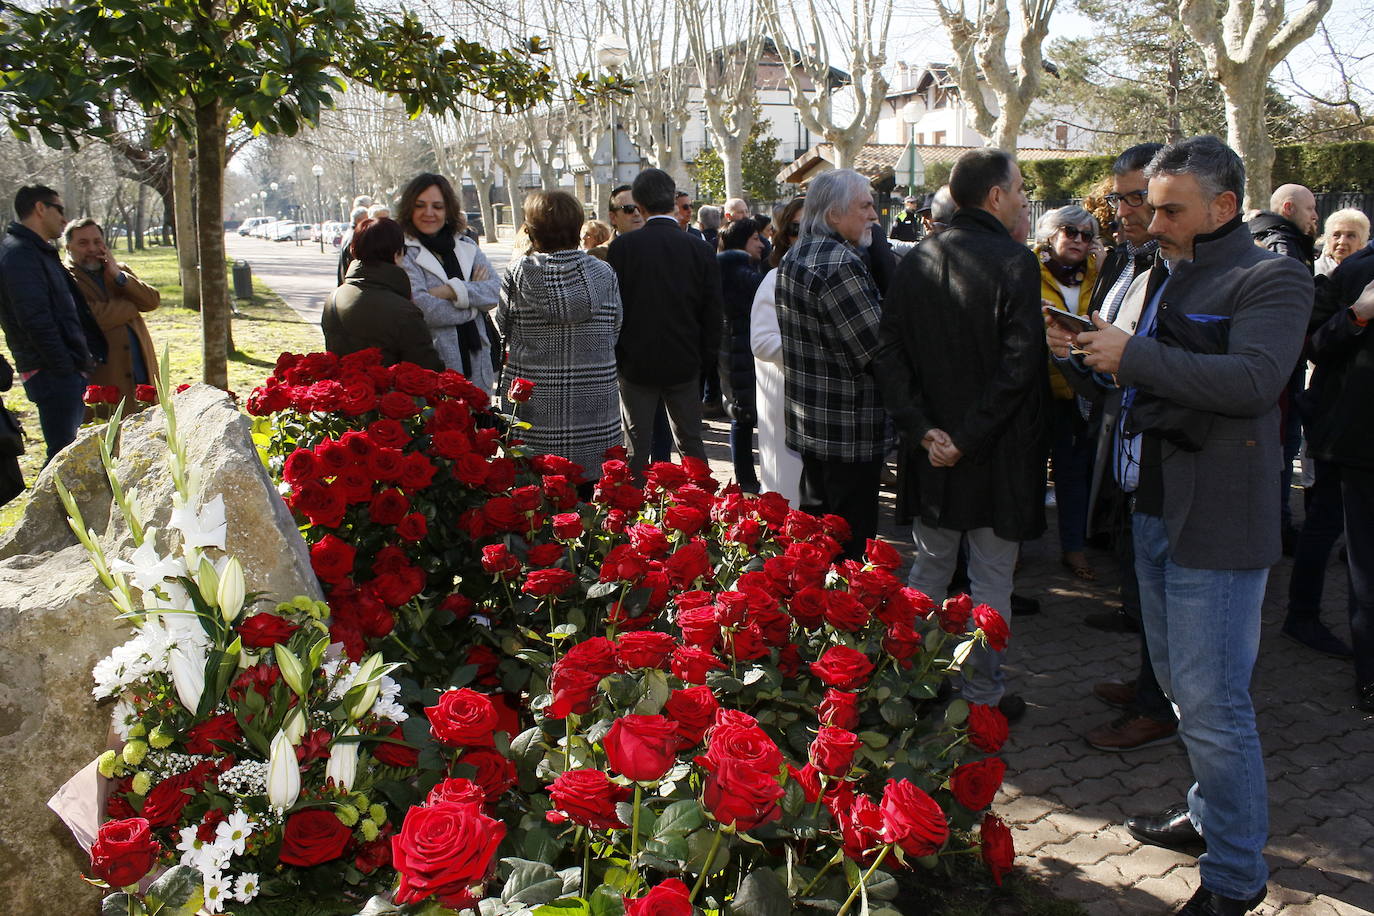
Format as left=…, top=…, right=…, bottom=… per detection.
left=1042, top=253, right=1087, bottom=286
left=417, top=229, right=464, bottom=280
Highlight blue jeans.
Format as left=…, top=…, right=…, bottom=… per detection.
left=1133, top=514, right=1269, bottom=900
left=22, top=370, right=87, bottom=464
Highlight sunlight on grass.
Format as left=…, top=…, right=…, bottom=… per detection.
left=1, top=242, right=323, bottom=531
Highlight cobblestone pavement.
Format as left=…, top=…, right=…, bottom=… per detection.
left=255, top=248, right=1372, bottom=915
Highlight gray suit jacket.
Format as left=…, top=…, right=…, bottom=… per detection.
left=1058, top=218, right=1312, bottom=569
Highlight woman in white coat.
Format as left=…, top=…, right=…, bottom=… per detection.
left=396, top=173, right=501, bottom=392
left=749, top=196, right=806, bottom=506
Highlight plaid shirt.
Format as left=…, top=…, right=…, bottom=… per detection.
left=776, top=231, right=885, bottom=461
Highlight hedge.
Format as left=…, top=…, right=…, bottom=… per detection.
left=1016, top=141, right=1374, bottom=199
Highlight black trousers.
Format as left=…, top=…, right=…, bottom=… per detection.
left=798, top=455, right=882, bottom=560
left=1342, top=465, right=1374, bottom=689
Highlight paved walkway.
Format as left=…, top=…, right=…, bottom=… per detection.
left=248, top=246, right=1372, bottom=915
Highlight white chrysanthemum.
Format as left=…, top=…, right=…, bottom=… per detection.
left=92, top=628, right=175, bottom=699
left=202, top=871, right=231, bottom=914
left=176, top=826, right=219, bottom=873
left=233, top=872, right=260, bottom=904
left=371, top=676, right=408, bottom=723
left=214, top=810, right=256, bottom=857
left=328, top=662, right=360, bottom=701
left=110, top=698, right=139, bottom=741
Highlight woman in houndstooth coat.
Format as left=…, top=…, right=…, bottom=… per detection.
left=496, top=191, right=623, bottom=481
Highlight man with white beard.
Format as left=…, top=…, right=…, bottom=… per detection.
left=775, top=168, right=885, bottom=559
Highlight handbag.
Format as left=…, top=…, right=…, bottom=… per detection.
left=0, top=399, right=24, bottom=458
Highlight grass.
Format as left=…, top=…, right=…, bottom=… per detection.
left=0, top=242, right=323, bottom=530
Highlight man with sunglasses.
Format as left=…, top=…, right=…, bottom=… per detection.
left=608, top=185, right=645, bottom=236
left=0, top=185, right=106, bottom=462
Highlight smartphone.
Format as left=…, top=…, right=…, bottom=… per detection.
left=1044, top=306, right=1096, bottom=334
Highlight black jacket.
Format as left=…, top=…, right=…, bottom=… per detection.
left=323, top=261, right=443, bottom=370
left=875, top=207, right=1050, bottom=541
left=0, top=222, right=106, bottom=375
left=1249, top=211, right=1315, bottom=269
left=1305, top=245, right=1374, bottom=469
left=890, top=210, right=921, bottom=243
left=608, top=217, right=723, bottom=387
left=716, top=249, right=763, bottom=422
left=860, top=223, right=897, bottom=296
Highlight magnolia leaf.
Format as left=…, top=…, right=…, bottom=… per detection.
left=865, top=870, right=899, bottom=901
left=732, top=867, right=790, bottom=916
left=642, top=833, right=688, bottom=863
left=522, top=826, right=562, bottom=865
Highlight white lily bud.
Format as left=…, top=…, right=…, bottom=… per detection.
left=267, top=729, right=301, bottom=810
left=274, top=644, right=308, bottom=698
left=325, top=726, right=359, bottom=791
left=168, top=645, right=206, bottom=713
left=346, top=654, right=384, bottom=721
left=218, top=558, right=246, bottom=624
left=197, top=556, right=220, bottom=607
left=283, top=706, right=307, bottom=744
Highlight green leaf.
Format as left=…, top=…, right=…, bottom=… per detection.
left=534, top=901, right=590, bottom=915
left=857, top=731, right=889, bottom=749
left=146, top=865, right=202, bottom=911
left=732, top=867, right=790, bottom=916
left=521, top=825, right=562, bottom=864
left=633, top=668, right=670, bottom=716
left=879, top=697, right=915, bottom=728
left=944, top=698, right=969, bottom=726
left=589, top=885, right=625, bottom=916
left=684, top=828, right=730, bottom=877
left=586, top=581, right=619, bottom=599
left=501, top=859, right=564, bottom=905
left=102, top=894, right=141, bottom=916
left=652, top=799, right=704, bottom=839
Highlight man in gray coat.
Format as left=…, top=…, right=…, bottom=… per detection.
left=1048, top=136, right=1312, bottom=916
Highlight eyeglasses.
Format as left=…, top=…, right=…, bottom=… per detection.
left=1057, top=226, right=1093, bottom=241
left=43, top=200, right=65, bottom=215
left=1104, top=190, right=1149, bottom=208
left=614, top=204, right=638, bottom=215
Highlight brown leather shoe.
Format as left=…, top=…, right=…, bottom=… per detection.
left=1087, top=714, right=1178, bottom=751
left=1092, top=679, right=1137, bottom=708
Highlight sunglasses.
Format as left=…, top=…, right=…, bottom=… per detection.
left=1058, top=226, right=1093, bottom=241
left=615, top=204, right=638, bottom=215
left=1104, top=190, right=1149, bottom=208
left=44, top=200, right=65, bottom=215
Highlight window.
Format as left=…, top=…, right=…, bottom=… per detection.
left=933, top=130, right=946, bottom=145
left=1055, top=124, right=1069, bottom=148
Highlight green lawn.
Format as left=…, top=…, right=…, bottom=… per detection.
left=1, top=243, right=323, bottom=530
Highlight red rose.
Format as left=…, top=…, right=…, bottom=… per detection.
left=663, top=504, right=708, bottom=537
left=882, top=621, right=923, bottom=666
left=938, top=593, right=974, bottom=634
left=628, top=523, right=670, bottom=558
left=701, top=758, right=785, bottom=831
left=369, top=488, right=410, bottom=526
left=823, top=590, right=871, bottom=632
left=548, top=666, right=603, bottom=719
left=238, top=612, right=301, bottom=649
left=339, top=376, right=378, bottom=415
left=480, top=544, right=521, bottom=579
left=393, top=362, right=438, bottom=397
left=281, top=448, right=319, bottom=486
left=279, top=808, right=352, bottom=866
left=457, top=749, right=517, bottom=801
left=396, top=512, right=429, bottom=542
left=603, top=715, right=679, bottom=782
left=834, top=793, right=885, bottom=863
left=950, top=757, right=1006, bottom=812
left=183, top=711, right=242, bottom=754
left=879, top=779, right=949, bottom=857
left=623, top=878, right=693, bottom=916
left=776, top=642, right=802, bottom=677
left=483, top=496, right=525, bottom=533
left=967, top=703, right=1009, bottom=753
left=810, top=645, right=876, bottom=690
left=90, top=817, right=159, bottom=887
left=546, top=769, right=632, bottom=830
left=664, top=539, right=712, bottom=588
left=373, top=725, right=419, bottom=768
left=427, top=688, right=500, bottom=748
left=379, top=390, right=422, bottom=419
left=676, top=605, right=720, bottom=650
left=973, top=603, right=1010, bottom=651
left=132, top=383, right=157, bottom=403
left=663, top=685, right=719, bottom=748
left=399, top=452, right=438, bottom=490
left=552, top=512, right=584, bottom=540
left=507, top=377, right=535, bottom=402
left=427, top=777, right=488, bottom=808
left=355, top=834, right=393, bottom=874
left=526, top=543, right=566, bottom=567
left=864, top=538, right=903, bottom=571
left=669, top=646, right=727, bottom=684
left=368, top=447, right=406, bottom=483
left=616, top=631, right=676, bottom=670
left=141, top=764, right=211, bottom=827
left=367, top=418, right=411, bottom=449
left=980, top=814, right=1016, bottom=885
left=522, top=568, right=575, bottom=598
left=392, top=801, right=506, bottom=904
left=808, top=726, right=863, bottom=778
left=789, top=763, right=822, bottom=804
left=818, top=689, right=860, bottom=730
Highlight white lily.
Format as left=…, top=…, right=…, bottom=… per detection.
left=171, top=493, right=227, bottom=552
left=266, top=729, right=300, bottom=809
left=110, top=534, right=187, bottom=593
left=324, top=726, right=359, bottom=790
left=282, top=706, right=307, bottom=744
left=168, top=644, right=206, bottom=713
left=217, top=558, right=246, bottom=624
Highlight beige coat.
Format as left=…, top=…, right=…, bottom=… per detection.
left=68, top=262, right=160, bottom=409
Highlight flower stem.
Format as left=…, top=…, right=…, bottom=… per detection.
left=835, top=845, right=891, bottom=916
left=688, top=827, right=724, bottom=901
left=630, top=784, right=643, bottom=862
left=581, top=827, right=592, bottom=898
left=799, top=856, right=837, bottom=897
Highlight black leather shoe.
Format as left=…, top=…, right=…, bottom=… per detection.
left=1357, top=682, right=1374, bottom=713
left=1176, top=885, right=1265, bottom=915
left=1125, top=802, right=1204, bottom=851
left=997, top=693, right=1027, bottom=722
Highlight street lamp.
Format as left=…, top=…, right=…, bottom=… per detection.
left=345, top=151, right=359, bottom=199
left=286, top=174, right=300, bottom=245
left=312, top=163, right=325, bottom=252
left=595, top=33, right=629, bottom=195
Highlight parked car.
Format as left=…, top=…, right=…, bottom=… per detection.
left=238, top=216, right=272, bottom=236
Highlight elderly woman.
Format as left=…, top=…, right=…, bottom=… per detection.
left=322, top=218, right=442, bottom=370
left=1035, top=205, right=1101, bottom=581
left=748, top=196, right=806, bottom=505
left=1315, top=208, right=1370, bottom=276
left=496, top=190, right=623, bottom=481
left=397, top=172, right=501, bottom=391
left=580, top=219, right=613, bottom=260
